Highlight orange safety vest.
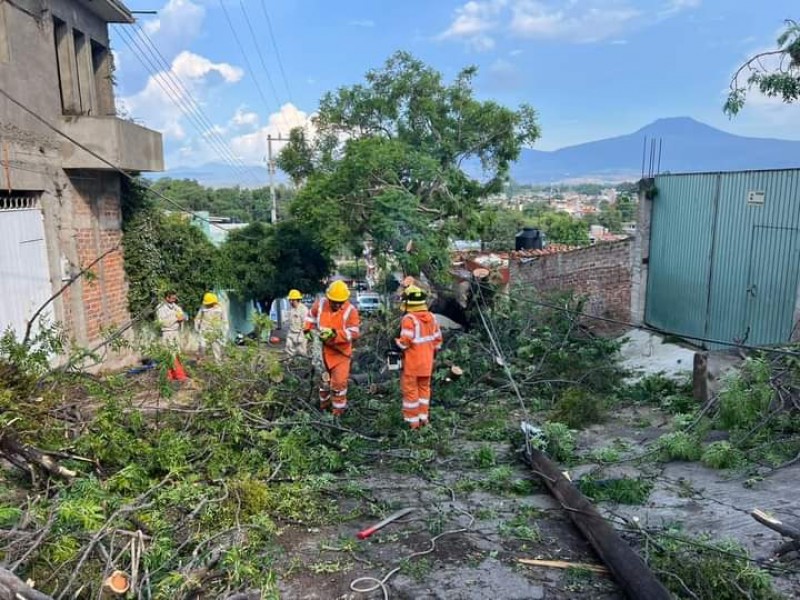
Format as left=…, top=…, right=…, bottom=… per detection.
left=304, top=298, right=361, bottom=366
left=395, top=310, right=442, bottom=376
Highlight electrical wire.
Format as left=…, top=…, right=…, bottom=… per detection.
left=115, top=26, right=262, bottom=187
left=237, top=0, right=291, bottom=133
left=131, top=23, right=265, bottom=184
left=473, top=281, right=800, bottom=358
left=0, top=87, right=232, bottom=233
left=218, top=0, right=276, bottom=121
left=258, top=0, right=293, bottom=101
left=350, top=508, right=475, bottom=600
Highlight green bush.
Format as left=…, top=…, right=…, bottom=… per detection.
left=578, top=477, right=653, bottom=505
left=701, top=441, right=744, bottom=470
left=656, top=431, right=702, bottom=462
left=552, top=387, right=605, bottom=428
left=542, top=421, right=576, bottom=463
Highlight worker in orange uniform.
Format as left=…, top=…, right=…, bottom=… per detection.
left=395, top=285, right=442, bottom=429
left=304, top=280, right=361, bottom=416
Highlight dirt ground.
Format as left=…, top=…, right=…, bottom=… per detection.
left=267, top=398, right=800, bottom=600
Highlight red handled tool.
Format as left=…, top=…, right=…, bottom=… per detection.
left=356, top=507, right=416, bottom=540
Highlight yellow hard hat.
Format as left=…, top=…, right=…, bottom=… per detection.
left=326, top=280, right=350, bottom=303
left=403, top=285, right=427, bottom=307
left=287, top=289, right=303, bottom=300
left=203, top=292, right=218, bottom=306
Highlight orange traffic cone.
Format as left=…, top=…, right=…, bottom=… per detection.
left=167, top=356, right=188, bottom=381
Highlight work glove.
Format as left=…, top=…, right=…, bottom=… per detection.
left=320, top=328, right=336, bottom=343
left=304, top=330, right=314, bottom=341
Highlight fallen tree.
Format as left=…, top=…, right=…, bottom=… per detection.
left=522, top=428, right=671, bottom=600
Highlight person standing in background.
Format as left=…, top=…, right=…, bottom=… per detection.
left=156, top=290, right=188, bottom=381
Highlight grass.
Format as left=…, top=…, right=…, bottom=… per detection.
left=499, top=512, right=542, bottom=543
left=577, top=477, right=653, bottom=505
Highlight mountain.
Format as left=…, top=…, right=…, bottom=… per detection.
left=143, top=163, right=282, bottom=189
left=148, top=117, right=800, bottom=187
left=511, top=117, right=800, bottom=184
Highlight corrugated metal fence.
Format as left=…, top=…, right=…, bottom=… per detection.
left=645, top=169, right=800, bottom=349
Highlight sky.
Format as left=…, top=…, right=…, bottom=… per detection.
left=112, top=0, right=800, bottom=177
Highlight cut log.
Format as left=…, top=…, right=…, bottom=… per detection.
left=517, top=558, right=608, bottom=574
left=523, top=440, right=670, bottom=600
left=751, top=509, right=800, bottom=541
left=0, top=430, right=76, bottom=480
left=0, top=567, right=54, bottom=600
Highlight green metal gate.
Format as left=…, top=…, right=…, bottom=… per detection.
left=645, top=169, right=800, bottom=348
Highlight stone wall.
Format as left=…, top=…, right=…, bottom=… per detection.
left=510, top=240, right=634, bottom=328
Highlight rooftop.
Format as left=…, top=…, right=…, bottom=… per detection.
left=77, top=0, right=134, bottom=24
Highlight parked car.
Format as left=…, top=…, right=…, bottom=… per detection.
left=355, top=292, right=383, bottom=315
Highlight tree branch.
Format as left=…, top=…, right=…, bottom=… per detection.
left=23, top=245, right=121, bottom=345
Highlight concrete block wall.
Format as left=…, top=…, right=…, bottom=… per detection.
left=510, top=239, right=634, bottom=330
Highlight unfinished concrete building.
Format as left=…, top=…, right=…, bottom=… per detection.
left=0, top=0, right=163, bottom=356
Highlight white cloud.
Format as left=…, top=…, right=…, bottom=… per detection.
left=509, top=48, right=523, bottom=56
left=229, top=103, right=315, bottom=164
left=137, top=0, right=205, bottom=60
left=349, top=19, right=375, bottom=27
left=438, top=0, right=701, bottom=47
left=120, top=51, right=243, bottom=141
left=610, top=39, right=629, bottom=45
left=486, top=58, right=523, bottom=90
left=438, top=0, right=507, bottom=51
left=231, top=107, right=260, bottom=128
left=510, top=1, right=640, bottom=43
left=659, top=0, right=701, bottom=17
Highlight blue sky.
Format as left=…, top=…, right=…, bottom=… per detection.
left=112, top=0, right=799, bottom=173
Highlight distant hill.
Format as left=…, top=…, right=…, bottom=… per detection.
left=149, top=117, right=800, bottom=187
left=143, top=163, right=280, bottom=189
left=511, top=117, right=800, bottom=184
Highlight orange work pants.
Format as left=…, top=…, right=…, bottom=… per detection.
left=400, top=373, right=432, bottom=428
left=320, top=356, right=351, bottom=416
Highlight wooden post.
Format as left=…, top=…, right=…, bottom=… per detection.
left=524, top=445, right=671, bottom=600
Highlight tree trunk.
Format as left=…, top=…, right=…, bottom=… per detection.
left=0, top=567, right=54, bottom=600
left=524, top=445, right=670, bottom=600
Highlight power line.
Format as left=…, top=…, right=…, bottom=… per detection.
left=117, top=28, right=257, bottom=186
left=218, top=0, right=275, bottom=121
left=0, top=87, right=232, bottom=233
left=237, top=0, right=290, bottom=133
left=473, top=281, right=800, bottom=358
left=116, top=26, right=262, bottom=187
left=131, top=24, right=264, bottom=184
left=258, top=0, right=293, bottom=102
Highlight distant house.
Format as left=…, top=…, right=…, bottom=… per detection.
left=190, top=211, right=257, bottom=338
left=634, top=168, right=800, bottom=348
left=0, top=0, right=163, bottom=352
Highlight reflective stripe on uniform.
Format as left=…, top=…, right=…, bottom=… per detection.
left=404, top=314, right=442, bottom=345
left=404, top=416, right=420, bottom=424
left=418, top=398, right=430, bottom=406
left=402, top=400, right=420, bottom=410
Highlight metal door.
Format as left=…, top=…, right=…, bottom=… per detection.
left=744, top=226, right=800, bottom=346
left=0, top=196, right=53, bottom=341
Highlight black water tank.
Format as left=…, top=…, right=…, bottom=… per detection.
left=515, top=227, right=543, bottom=251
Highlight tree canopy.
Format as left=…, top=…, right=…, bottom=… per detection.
left=221, top=221, right=331, bottom=308
left=148, top=178, right=295, bottom=223
left=725, top=19, right=800, bottom=115
left=121, top=181, right=221, bottom=318
left=279, top=52, right=540, bottom=280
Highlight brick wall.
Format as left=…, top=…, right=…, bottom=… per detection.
left=67, top=173, right=130, bottom=345
left=510, top=239, right=633, bottom=329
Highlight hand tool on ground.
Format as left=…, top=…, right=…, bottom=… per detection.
left=356, top=507, right=416, bottom=540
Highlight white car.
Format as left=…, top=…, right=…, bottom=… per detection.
left=355, top=292, right=382, bottom=315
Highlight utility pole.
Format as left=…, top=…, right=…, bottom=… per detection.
left=266, top=133, right=292, bottom=224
